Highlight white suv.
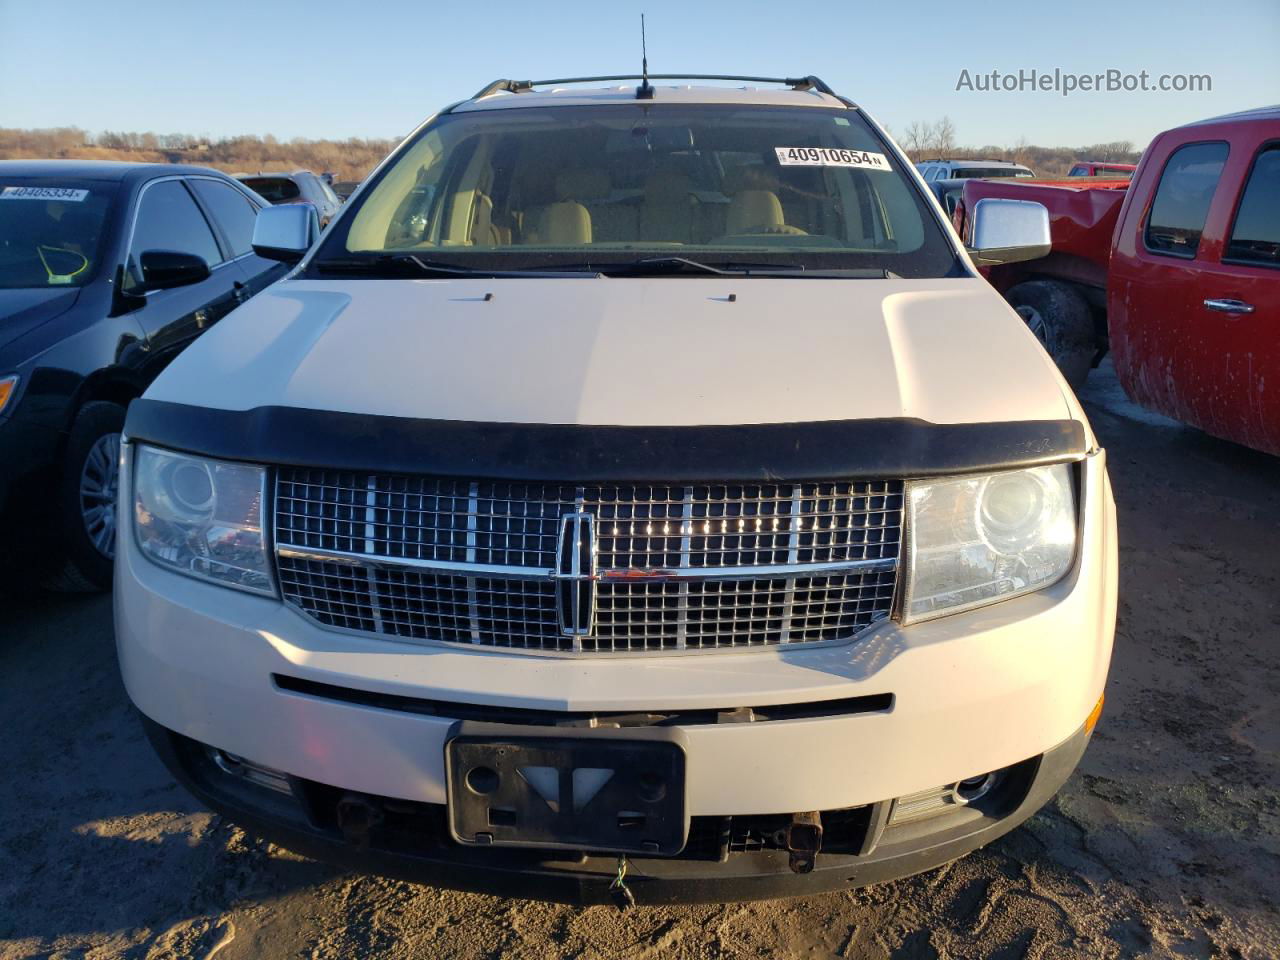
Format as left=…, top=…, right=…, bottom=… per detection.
left=916, top=158, right=1035, bottom=181
left=114, top=74, right=1117, bottom=904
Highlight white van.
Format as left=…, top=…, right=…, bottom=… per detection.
left=114, top=75, right=1117, bottom=904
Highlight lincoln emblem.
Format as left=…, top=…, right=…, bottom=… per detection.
left=554, top=511, right=596, bottom=636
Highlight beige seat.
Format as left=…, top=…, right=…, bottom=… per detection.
left=726, top=189, right=786, bottom=235
left=639, top=171, right=696, bottom=242
left=538, top=201, right=592, bottom=245
left=522, top=169, right=611, bottom=245
left=557, top=170, right=637, bottom=242
left=469, top=193, right=512, bottom=246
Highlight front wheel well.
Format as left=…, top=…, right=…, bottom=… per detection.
left=1003, top=279, right=1097, bottom=391
left=68, top=375, right=142, bottom=430
left=1003, top=275, right=1110, bottom=364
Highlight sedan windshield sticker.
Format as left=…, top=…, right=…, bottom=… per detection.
left=774, top=147, right=892, bottom=171
left=1, top=186, right=89, bottom=201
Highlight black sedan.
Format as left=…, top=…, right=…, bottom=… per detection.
left=0, top=161, right=288, bottom=590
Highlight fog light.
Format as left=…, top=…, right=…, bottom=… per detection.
left=209, top=748, right=292, bottom=794
left=889, top=770, right=1006, bottom=825
left=955, top=773, right=997, bottom=803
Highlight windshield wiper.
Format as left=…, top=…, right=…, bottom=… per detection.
left=561, top=257, right=897, bottom=279
left=312, top=254, right=897, bottom=280
left=627, top=256, right=737, bottom=275
left=311, top=254, right=600, bottom=279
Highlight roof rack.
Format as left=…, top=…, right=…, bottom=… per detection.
left=470, top=74, right=854, bottom=106
left=918, top=158, right=1020, bottom=165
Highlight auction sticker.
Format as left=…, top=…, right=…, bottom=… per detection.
left=774, top=147, right=891, bottom=171
left=1, top=186, right=89, bottom=201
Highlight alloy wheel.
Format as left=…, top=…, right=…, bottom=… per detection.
left=80, top=432, right=121, bottom=558
left=1015, top=304, right=1051, bottom=349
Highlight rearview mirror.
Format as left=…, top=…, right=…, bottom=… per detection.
left=138, top=250, right=210, bottom=291
left=966, top=198, right=1051, bottom=266
left=606, top=124, right=696, bottom=153
left=252, top=203, right=320, bottom=263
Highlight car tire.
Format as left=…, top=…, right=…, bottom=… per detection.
left=1005, top=280, right=1095, bottom=391
left=45, top=401, right=127, bottom=592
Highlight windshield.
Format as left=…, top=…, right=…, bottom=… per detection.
left=1070, top=166, right=1133, bottom=180
left=314, top=103, right=961, bottom=278
left=952, top=167, right=1032, bottom=179
left=0, top=180, right=117, bottom=289
left=242, top=177, right=302, bottom=203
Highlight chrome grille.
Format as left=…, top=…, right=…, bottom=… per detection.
left=275, top=557, right=563, bottom=649
left=275, top=469, right=903, bottom=654
left=591, top=574, right=897, bottom=652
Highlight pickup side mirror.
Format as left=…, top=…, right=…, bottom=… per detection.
left=966, top=198, right=1051, bottom=266
left=138, top=250, right=210, bottom=291
left=252, top=203, right=320, bottom=263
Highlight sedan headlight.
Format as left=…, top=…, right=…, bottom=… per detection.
left=903, top=463, right=1076, bottom=623
left=133, top=445, right=274, bottom=595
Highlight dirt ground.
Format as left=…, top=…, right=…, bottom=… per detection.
left=2, top=361, right=1278, bottom=960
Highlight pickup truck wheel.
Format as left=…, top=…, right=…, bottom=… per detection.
left=44, top=401, right=127, bottom=592
left=1005, top=280, right=1095, bottom=391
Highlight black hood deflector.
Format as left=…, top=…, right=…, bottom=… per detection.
left=125, top=399, right=1088, bottom=482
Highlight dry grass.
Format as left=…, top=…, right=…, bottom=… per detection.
left=0, top=128, right=399, bottom=183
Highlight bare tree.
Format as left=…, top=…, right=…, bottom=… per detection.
left=901, top=121, right=925, bottom=157
left=898, top=117, right=958, bottom=158
left=934, top=116, right=957, bottom=155
left=1010, top=135, right=1031, bottom=166
left=1101, top=140, right=1134, bottom=161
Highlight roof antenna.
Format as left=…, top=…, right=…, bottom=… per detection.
left=636, top=14, right=654, bottom=100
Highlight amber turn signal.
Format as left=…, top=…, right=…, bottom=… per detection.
left=0, top=375, right=18, bottom=415
left=1084, top=693, right=1105, bottom=733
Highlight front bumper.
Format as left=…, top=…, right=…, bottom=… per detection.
left=144, top=712, right=1093, bottom=904
left=116, top=449, right=1116, bottom=900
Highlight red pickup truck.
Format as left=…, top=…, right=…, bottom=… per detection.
left=961, top=107, right=1279, bottom=455
left=1067, top=161, right=1137, bottom=179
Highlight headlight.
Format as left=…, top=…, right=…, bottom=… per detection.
left=133, top=445, right=274, bottom=595
left=903, top=463, right=1075, bottom=623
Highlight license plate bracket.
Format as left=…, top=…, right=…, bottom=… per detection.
left=446, top=722, right=688, bottom=855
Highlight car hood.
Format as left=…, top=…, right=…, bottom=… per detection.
left=0, top=287, right=82, bottom=352
left=145, top=276, right=1072, bottom=427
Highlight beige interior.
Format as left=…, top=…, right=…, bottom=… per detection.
left=346, top=132, right=443, bottom=250
left=470, top=193, right=494, bottom=245
left=538, top=202, right=592, bottom=245
left=561, top=170, right=638, bottom=242
left=726, top=190, right=785, bottom=235
left=639, top=171, right=696, bottom=242
left=354, top=146, right=821, bottom=249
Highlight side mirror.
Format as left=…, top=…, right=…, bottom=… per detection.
left=138, top=250, right=210, bottom=291
left=252, top=203, right=320, bottom=263
left=966, top=198, right=1051, bottom=266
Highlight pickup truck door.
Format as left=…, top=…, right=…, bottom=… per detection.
left=1109, top=126, right=1280, bottom=455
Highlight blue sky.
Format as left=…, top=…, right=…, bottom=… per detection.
left=1, top=0, right=1275, bottom=149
